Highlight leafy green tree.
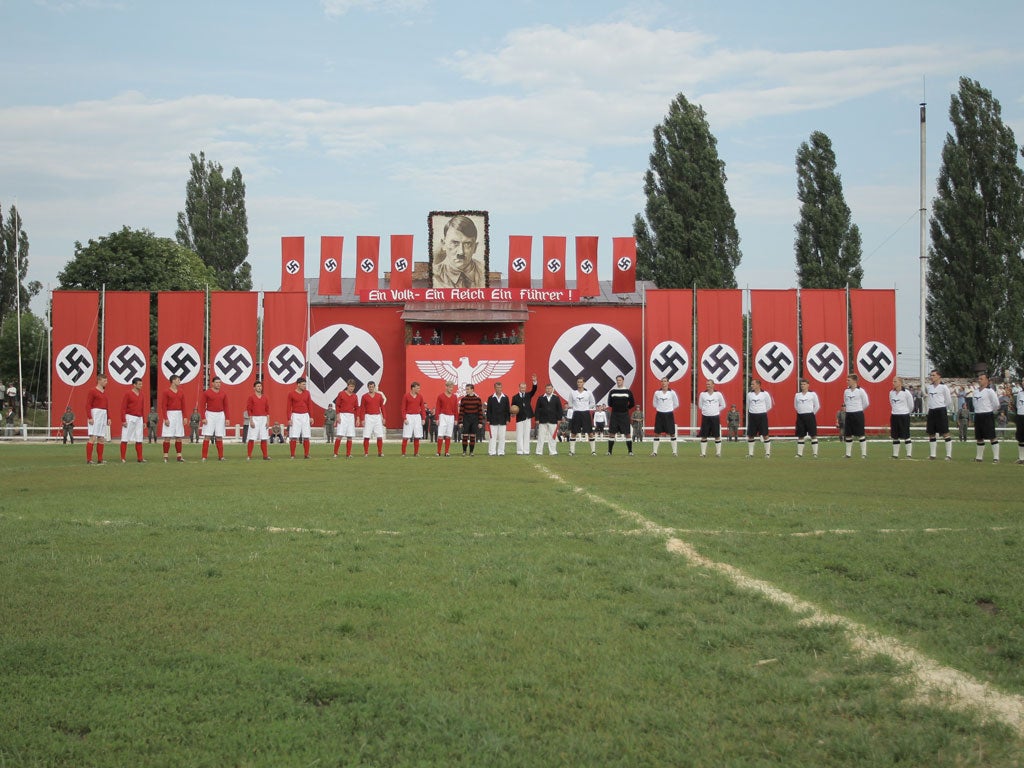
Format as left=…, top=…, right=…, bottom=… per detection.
left=794, top=131, right=863, bottom=288
left=0, top=204, right=42, bottom=336
left=176, top=152, right=252, bottom=290
left=634, top=93, right=742, bottom=288
left=0, top=310, right=48, bottom=402
left=927, top=77, right=1024, bottom=376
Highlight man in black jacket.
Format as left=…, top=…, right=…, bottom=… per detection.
left=533, top=383, right=564, bottom=456
left=511, top=374, right=538, bottom=455
left=486, top=382, right=511, bottom=456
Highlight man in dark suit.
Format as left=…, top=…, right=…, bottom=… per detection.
left=511, top=374, right=538, bottom=455
left=533, top=383, right=564, bottom=456
left=486, top=381, right=511, bottom=456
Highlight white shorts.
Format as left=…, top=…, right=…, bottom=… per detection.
left=121, top=414, right=144, bottom=443
left=362, top=413, right=384, bottom=439
left=161, top=410, right=184, bottom=439
left=289, top=412, right=311, bottom=440
left=437, top=413, right=455, bottom=438
left=202, top=411, right=226, bottom=438
left=402, top=414, right=423, bottom=439
left=337, top=412, right=356, bottom=438
left=88, top=408, right=108, bottom=438
left=248, top=415, right=269, bottom=442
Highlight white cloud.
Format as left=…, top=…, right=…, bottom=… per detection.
left=320, top=0, right=427, bottom=18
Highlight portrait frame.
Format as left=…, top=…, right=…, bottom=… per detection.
left=428, top=210, right=490, bottom=288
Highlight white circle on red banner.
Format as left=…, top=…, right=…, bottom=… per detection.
left=106, top=344, right=147, bottom=385
left=805, top=342, right=846, bottom=383
left=856, top=341, right=895, bottom=383
left=700, top=343, right=740, bottom=384
left=547, top=323, right=635, bottom=403
left=511, top=257, right=527, bottom=273
left=266, top=344, right=306, bottom=385
left=649, top=341, right=689, bottom=383
left=754, top=341, right=795, bottom=384
left=55, top=344, right=95, bottom=387
left=305, top=324, right=384, bottom=408
left=213, top=345, right=254, bottom=386
left=161, top=342, right=201, bottom=384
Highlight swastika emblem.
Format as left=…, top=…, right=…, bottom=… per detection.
left=548, top=324, right=636, bottom=403
left=55, top=344, right=95, bottom=387
left=580, top=259, right=594, bottom=275
left=306, top=324, right=384, bottom=408
left=700, top=343, right=740, bottom=384
left=161, top=342, right=201, bottom=384
left=107, top=344, right=147, bottom=385
left=806, top=342, right=845, bottom=384
left=394, top=257, right=409, bottom=273
left=511, top=257, right=527, bottom=273
left=359, top=258, right=375, bottom=274
left=856, top=341, right=894, bottom=383
left=754, top=341, right=795, bottom=384
left=649, top=341, right=689, bottom=382
left=285, top=259, right=301, bottom=275
left=214, top=345, right=254, bottom=386
left=322, top=258, right=338, bottom=273
left=267, top=344, right=306, bottom=385
left=616, top=256, right=633, bottom=272
left=546, top=258, right=562, bottom=273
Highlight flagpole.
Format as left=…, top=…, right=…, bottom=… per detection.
left=919, top=100, right=927, bottom=386
left=13, top=202, right=25, bottom=437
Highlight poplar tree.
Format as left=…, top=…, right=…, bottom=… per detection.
left=634, top=93, right=741, bottom=288
left=927, top=77, right=1024, bottom=376
left=794, top=131, right=863, bottom=288
left=0, top=204, right=41, bottom=336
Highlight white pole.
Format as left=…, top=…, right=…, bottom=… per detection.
left=919, top=101, right=927, bottom=385
left=12, top=204, right=26, bottom=437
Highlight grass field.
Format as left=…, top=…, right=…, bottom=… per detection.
left=2, top=437, right=1023, bottom=767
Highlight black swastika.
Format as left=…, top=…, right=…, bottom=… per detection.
left=215, top=346, right=252, bottom=384
left=757, top=344, right=793, bottom=381
left=323, top=258, right=338, bottom=272
left=285, top=259, right=301, bottom=275
left=859, top=343, right=893, bottom=381
left=360, top=258, right=375, bottom=273
left=617, top=257, right=632, bottom=271
left=269, top=346, right=304, bottom=382
left=808, top=345, right=843, bottom=381
left=652, top=344, right=688, bottom=380
left=703, top=344, right=738, bottom=382
left=580, top=260, right=594, bottom=274
left=546, top=259, right=561, bottom=273
left=551, top=327, right=633, bottom=403
left=59, top=347, right=92, bottom=384
left=512, top=257, right=527, bottom=272
left=109, top=346, right=145, bottom=381
left=308, top=328, right=381, bottom=393
left=163, top=346, right=199, bottom=380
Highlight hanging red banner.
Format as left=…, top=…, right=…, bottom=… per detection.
left=542, top=236, right=566, bottom=291
left=749, top=289, right=798, bottom=435
left=210, top=292, right=258, bottom=408
left=318, top=236, right=343, bottom=296
left=157, top=292, right=205, bottom=419
left=280, top=236, right=305, bottom=292
left=262, top=291, right=308, bottom=425
left=800, top=289, right=848, bottom=434
left=612, top=237, right=637, bottom=294
left=51, top=291, right=100, bottom=438
left=644, top=289, right=692, bottom=430
left=850, top=289, right=897, bottom=429
left=575, top=236, right=600, bottom=298
left=104, top=291, right=151, bottom=431
left=355, top=236, right=380, bottom=294
left=507, top=235, right=532, bottom=292
left=696, top=290, right=743, bottom=424
left=389, top=234, right=414, bottom=291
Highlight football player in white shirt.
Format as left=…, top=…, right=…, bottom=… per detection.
left=925, top=369, right=954, bottom=460
left=843, top=374, right=870, bottom=459
left=568, top=378, right=597, bottom=456
left=793, top=379, right=820, bottom=458
left=745, top=379, right=773, bottom=458
left=972, top=372, right=1000, bottom=463
left=889, top=377, right=915, bottom=459
left=698, top=380, right=727, bottom=457
left=650, top=377, right=680, bottom=456
left=1015, top=385, right=1024, bottom=464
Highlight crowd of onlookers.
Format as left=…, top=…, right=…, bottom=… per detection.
left=905, top=378, right=1021, bottom=428
left=409, top=328, right=523, bottom=345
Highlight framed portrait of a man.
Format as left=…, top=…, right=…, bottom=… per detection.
left=429, top=210, right=489, bottom=289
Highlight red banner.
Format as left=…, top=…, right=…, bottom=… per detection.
left=800, top=289, right=848, bottom=432
left=262, top=291, right=308, bottom=425
left=157, top=292, right=205, bottom=415
left=542, top=236, right=566, bottom=291
left=210, top=293, right=258, bottom=414
left=318, top=236, right=343, bottom=296
left=104, top=291, right=150, bottom=430
left=644, top=289, right=692, bottom=429
left=51, top=291, right=100, bottom=436
left=360, top=287, right=577, bottom=303
left=575, top=236, right=600, bottom=298
left=696, top=290, right=743, bottom=423
left=389, top=234, right=413, bottom=291
left=850, top=289, right=897, bottom=429
left=508, top=235, right=532, bottom=292
left=280, top=236, right=305, bottom=292
left=749, top=290, right=798, bottom=435
left=406, top=344, right=525, bottom=402
left=355, top=236, right=380, bottom=295
left=612, top=237, right=637, bottom=294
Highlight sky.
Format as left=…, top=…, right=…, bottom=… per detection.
left=3, top=0, right=1023, bottom=376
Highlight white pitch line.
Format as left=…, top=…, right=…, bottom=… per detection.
left=533, top=463, right=1024, bottom=736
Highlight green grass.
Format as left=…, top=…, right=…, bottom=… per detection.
left=1, top=439, right=1022, bottom=767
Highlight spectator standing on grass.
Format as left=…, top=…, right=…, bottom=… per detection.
left=925, top=369, right=955, bottom=461
left=836, top=407, right=846, bottom=441
left=889, top=377, right=914, bottom=459
left=146, top=406, right=158, bottom=443
left=843, top=374, right=870, bottom=459
left=592, top=404, right=608, bottom=441
left=745, top=379, right=773, bottom=459
left=698, top=379, right=727, bottom=458
left=605, top=374, right=636, bottom=456
left=459, top=383, right=483, bottom=456
left=957, top=403, right=970, bottom=442
left=323, top=403, right=336, bottom=445
left=650, top=377, right=679, bottom=457
left=61, top=406, right=76, bottom=444
left=794, top=379, right=820, bottom=458
left=631, top=406, right=645, bottom=442
left=85, top=373, right=109, bottom=464
left=188, top=408, right=201, bottom=443
left=726, top=405, right=740, bottom=442
left=160, top=375, right=187, bottom=463
left=511, top=375, right=538, bottom=455
left=4, top=403, right=16, bottom=437
left=972, top=373, right=1000, bottom=463
left=534, top=382, right=563, bottom=456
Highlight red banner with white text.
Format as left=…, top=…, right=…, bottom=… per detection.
left=850, top=289, right=897, bottom=429
left=612, top=237, right=637, bottom=294
left=280, top=236, right=305, bottom=292
left=355, top=236, right=380, bottom=295
left=262, top=291, right=309, bottom=425
left=51, top=291, right=100, bottom=436
left=542, top=236, right=566, bottom=291
left=210, top=292, right=259, bottom=419
left=508, top=235, right=532, bottom=292
left=389, top=234, right=413, bottom=291
left=800, top=289, right=848, bottom=432
left=318, top=236, right=343, bottom=296
left=104, top=291, right=151, bottom=430
left=157, top=292, right=205, bottom=415
left=575, top=236, right=600, bottom=297
left=696, top=290, right=743, bottom=424
left=644, top=289, right=692, bottom=430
